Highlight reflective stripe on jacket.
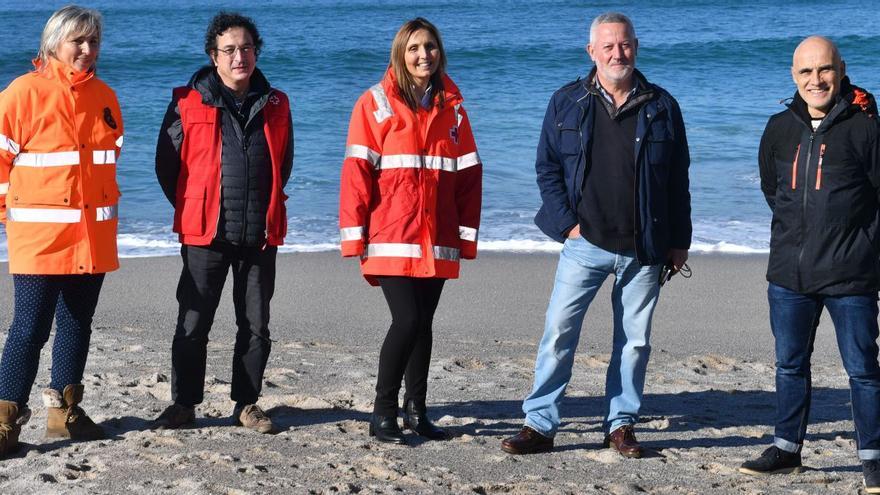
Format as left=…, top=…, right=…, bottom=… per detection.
left=0, top=58, right=123, bottom=274
left=339, top=69, right=482, bottom=284
left=172, top=87, right=291, bottom=246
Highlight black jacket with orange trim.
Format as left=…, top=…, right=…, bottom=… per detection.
left=759, top=77, right=880, bottom=295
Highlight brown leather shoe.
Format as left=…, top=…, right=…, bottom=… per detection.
left=603, top=424, right=643, bottom=458
left=501, top=426, right=553, bottom=455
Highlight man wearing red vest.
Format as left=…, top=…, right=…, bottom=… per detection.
left=154, top=12, right=293, bottom=433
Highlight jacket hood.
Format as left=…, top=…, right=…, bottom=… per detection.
left=787, top=76, right=877, bottom=124
left=381, top=67, right=463, bottom=107
left=187, top=65, right=272, bottom=106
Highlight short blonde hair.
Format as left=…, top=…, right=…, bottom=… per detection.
left=37, top=5, right=103, bottom=67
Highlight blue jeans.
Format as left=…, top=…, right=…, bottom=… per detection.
left=768, top=283, right=880, bottom=460
left=522, top=236, right=661, bottom=437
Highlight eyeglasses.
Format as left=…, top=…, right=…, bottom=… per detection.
left=215, top=45, right=255, bottom=57
left=658, top=262, right=691, bottom=287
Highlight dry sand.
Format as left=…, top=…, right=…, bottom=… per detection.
left=0, top=252, right=868, bottom=494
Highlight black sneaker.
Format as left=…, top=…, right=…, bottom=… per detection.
left=738, top=446, right=803, bottom=475
left=864, top=460, right=880, bottom=494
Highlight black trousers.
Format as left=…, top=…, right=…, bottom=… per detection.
left=374, top=276, right=445, bottom=416
left=171, top=242, right=276, bottom=406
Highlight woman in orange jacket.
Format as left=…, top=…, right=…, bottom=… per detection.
left=0, top=5, right=123, bottom=456
left=339, top=17, right=482, bottom=444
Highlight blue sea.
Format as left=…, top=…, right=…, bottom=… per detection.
left=2, top=0, right=879, bottom=259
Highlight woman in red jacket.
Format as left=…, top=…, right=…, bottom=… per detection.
left=0, top=5, right=123, bottom=457
left=339, top=17, right=482, bottom=444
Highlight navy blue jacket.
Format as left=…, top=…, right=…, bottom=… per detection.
left=534, top=69, right=692, bottom=265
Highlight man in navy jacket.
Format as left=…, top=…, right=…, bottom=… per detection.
left=502, top=12, right=691, bottom=457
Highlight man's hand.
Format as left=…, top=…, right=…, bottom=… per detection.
left=567, top=224, right=581, bottom=239
left=667, top=248, right=689, bottom=273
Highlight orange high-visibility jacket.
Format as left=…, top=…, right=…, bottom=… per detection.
left=0, top=58, right=123, bottom=274
left=339, top=69, right=482, bottom=285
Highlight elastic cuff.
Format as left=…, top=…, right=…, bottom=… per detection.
left=340, top=239, right=364, bottom=257
left=774, top=436, right=802, bottom=453
left=459, top=240, right=477, bottom=259
left=859, top=449, right=880, bottom=461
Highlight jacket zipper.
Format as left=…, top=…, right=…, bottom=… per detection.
left=632, top=107, right=659, bottom=265
left=815, top=144, right=826, bottom=190
left=240, top=138, right=249, bottom=245
left=796, top=132, right=815, bottom=288
left=416, top=99, right=448, bottom=261
left=67, top=81, right=95, bottom=272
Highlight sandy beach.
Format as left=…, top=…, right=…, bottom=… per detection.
left=0, top=252, right=867, bottom=494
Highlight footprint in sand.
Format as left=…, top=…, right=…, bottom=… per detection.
left=581, top=449, right=622, bottom=464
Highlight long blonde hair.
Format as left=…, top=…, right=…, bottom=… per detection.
left=389, top=18, right=447, bottom=111
left=37, top=5, right=103, bottom=69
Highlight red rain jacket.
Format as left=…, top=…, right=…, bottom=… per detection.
left=340, top=69, right=482, bottom=285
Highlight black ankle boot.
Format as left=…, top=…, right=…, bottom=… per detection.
left=402, top=399, right=448, bottom=440
left=368, top=414, right=407, bottom=444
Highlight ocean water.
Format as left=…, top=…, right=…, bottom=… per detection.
left=1, top=0, right=879, bottom=259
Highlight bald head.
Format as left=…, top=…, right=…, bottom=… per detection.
left=791, top=36, right=846, bottom=118
left=793, top=36, right=842, bottom=68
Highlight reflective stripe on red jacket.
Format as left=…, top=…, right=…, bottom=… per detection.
left=0, top=58, right=123, bottom=274
left=339, top=69, right=482, bottom=284
left=173, top=87, right=290, bottom=246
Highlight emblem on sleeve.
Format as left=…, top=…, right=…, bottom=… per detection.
left=103, top=107, right=117, bottom=130
left=449, top=125, right=459, bottom=144
left=269, top=94, right=280, bottom=106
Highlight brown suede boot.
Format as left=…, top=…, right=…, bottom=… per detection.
left=0, top=400, right=29, bottom=457
left=43, top=385, right=104, bottom=440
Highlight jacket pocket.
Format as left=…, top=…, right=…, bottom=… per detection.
left=11, top=185, right=73, bottom=207
left=368, top=177, right=419, bottom=241
left=178, top=186, right=207, bottom=235
left=646, top=114, right=673, bottom=161
left=558, top=126, right=581, bottom=152
left=181, top=107, right=215, bottom=125
left=100, top=183, right=121, bottom=206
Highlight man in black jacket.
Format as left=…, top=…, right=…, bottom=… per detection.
left=739, top=37, right=880, bottom=492
left=153, top=12, right=293, bottom=434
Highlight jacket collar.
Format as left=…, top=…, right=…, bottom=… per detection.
left=32, top=57, right=95, bottom=87
left=381, top=67, right=464, bottom=107
left=188, top=65, right=272, bottom=107
left=787, top=76, right=878, bottom=129
left=575, top=67, right=657, bottom=116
